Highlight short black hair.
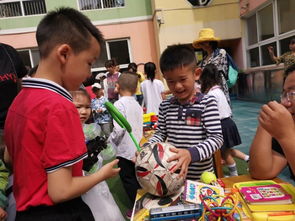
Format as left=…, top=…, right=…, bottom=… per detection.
left=70, top=88, right=91, bottom=103
left=128, top=62, right=138, bottom=72
left=36, top=7, right=104, bottom=58
left=105, top=59, right=117, bottom=68
left=160, top=44, right=197, bottom=73
left=290, top=38, right=295, bottom=45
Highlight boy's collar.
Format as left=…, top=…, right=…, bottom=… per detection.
left=170, top=92, right=204, bottom=105
left=22, top=77, right=72, bottom=102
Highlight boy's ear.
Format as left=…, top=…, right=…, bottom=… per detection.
left=194, top=67, right=202, bottom=81
left=56, top=44, right=71, bottom=64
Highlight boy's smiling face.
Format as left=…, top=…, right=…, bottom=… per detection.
left=163, top=65, right=200, bottom=103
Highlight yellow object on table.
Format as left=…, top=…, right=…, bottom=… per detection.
left=143, top=112, right=156, bottom=123
left=234, top=180, right=295, bottom=221
left=131, top=175, right=289, bottom=221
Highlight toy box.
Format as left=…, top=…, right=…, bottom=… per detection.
left=234, top=180, right=295, bottom=221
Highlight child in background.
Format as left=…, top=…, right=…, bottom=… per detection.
left=102, top=59, right=120, bottom=103
left=71, top=89, right=124, bottom=221
left=108, top=72, right=143, bottom=219
left=146, top=45, right=223, bottom=180
left=140, top=62, right=165, bottom=115
left=91, top=83, right=113, bottom=138
left=4, top=8, right=119, bottom=220
left=128, top=62, right=145, bottom=105
left=200, top=64, right=247, bottom=176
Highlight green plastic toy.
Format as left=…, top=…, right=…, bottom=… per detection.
left=105, top=102, right=141, bottom=151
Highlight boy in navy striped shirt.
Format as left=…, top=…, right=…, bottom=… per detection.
left=147, top=45, right=223, bottom=180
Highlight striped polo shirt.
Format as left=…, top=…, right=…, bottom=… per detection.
left=149, top=93, right=223, bottom=180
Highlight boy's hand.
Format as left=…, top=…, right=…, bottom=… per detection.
left=167, top=147, right=191, bottom=178
left=131, top=151, right=139, bottom=163
left=0, top=207, right=7, bottom=220
left=99, top=159, right=120, bottom=180
left=267, top=46, right=274, bottom=54
left=259, top=101, right=294, bottom=140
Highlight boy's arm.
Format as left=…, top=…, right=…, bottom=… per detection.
left=252, top=101, right=294, bottom=178
left=267, top=46, right=279, bottom=63
left=47, top=159, right=120, bottom=203
left=249, top=124, right=287, bottom=179
left=189, top=97, right=223, bottom=162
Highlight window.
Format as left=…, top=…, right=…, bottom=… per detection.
left=245, top=0, right=295, bottom=68
left=249, top=48, right=259, bottom=67
left=92, top=38, right=131, bottom=71
left=258, top=4, right=274, bottom=41
left=277, top=0, right=295, bottom=34
left=261, top=42, right=276, bottom=65
left=247, top=15, right=258, bottom=45
left=17, top=48, right=40, bottom=69
left=108, top=39, right=130, bottom=65
left=0, top=0, right=46, bottom=17
left=78, top=0, right=124, bottom=11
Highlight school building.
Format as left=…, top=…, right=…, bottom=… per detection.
left=1, top=0, right=294, bottom=101
left=237, top=0, right=295, bottom=102
left=0, top=0, right=157, bottom=74
left=150, top=0, right=294, bottom=102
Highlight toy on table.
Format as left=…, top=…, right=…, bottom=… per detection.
left=200, top=171, right=225, bottom=188
left=105, top=101, right=141, bottom=151
left=199, top=188, right=242, bottom=221
left=143, top=112, right=158, bottom=131
left=135, top=142, right=184, bottom=197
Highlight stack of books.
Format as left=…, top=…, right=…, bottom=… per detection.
left=239, top=184, right=293, bottom=205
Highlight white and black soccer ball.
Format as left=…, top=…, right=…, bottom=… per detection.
left=135, top=142, right=184, bottom=197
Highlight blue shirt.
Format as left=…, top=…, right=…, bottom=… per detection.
left=91, top=96, right=111, bottom=124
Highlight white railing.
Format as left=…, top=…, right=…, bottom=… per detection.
left=79, top=0, right=124, bottom=10
left=0, top=0, right=46, bottom=18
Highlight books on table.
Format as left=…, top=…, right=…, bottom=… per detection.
left=239, top=184, right=292, bottom=205
left=183, top=180, right=224, bottom=204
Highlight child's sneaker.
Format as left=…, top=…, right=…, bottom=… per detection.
left=126, top=209, right=133, bottom=219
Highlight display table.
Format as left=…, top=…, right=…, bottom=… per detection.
left=131, top=175, right=284, bottom=221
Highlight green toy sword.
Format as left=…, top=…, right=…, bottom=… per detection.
left=105, top=102, right=141, bottom=151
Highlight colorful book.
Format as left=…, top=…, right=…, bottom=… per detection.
left=240, top=184, right=293, bottom=205
left=183, top=180, right=224, bottom=204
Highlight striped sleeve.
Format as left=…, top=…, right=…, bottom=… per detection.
left=189, top=95, right=223, bottom=162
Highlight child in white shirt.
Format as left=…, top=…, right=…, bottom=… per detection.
left=108, top=72, right=143, bottom=218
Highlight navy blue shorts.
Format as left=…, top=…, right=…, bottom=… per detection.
left=16, top=197, right=94, bottom=221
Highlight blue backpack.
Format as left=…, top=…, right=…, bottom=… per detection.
left=225, top=52, right=239, bottom=88
left=210, top=49, right=239, bottom=88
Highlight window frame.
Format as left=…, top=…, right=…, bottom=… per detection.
left=0, top=0, right=47, bottom=18
left=17, top=47, right=39, bottom=68
left=77, top=0, right=125, bottom=11
left=245, top=0, right=295, bottom=68
left=91, top=38, right=133, bottom=72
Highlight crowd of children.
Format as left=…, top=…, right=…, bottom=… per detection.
left=2, top=6, right=295, bottom=221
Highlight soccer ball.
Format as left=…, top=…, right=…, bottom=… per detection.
left=135, top=142, right=185, bottom=197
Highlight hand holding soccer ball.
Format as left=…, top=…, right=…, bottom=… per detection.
left=135, top=142, right=185, bottom=197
